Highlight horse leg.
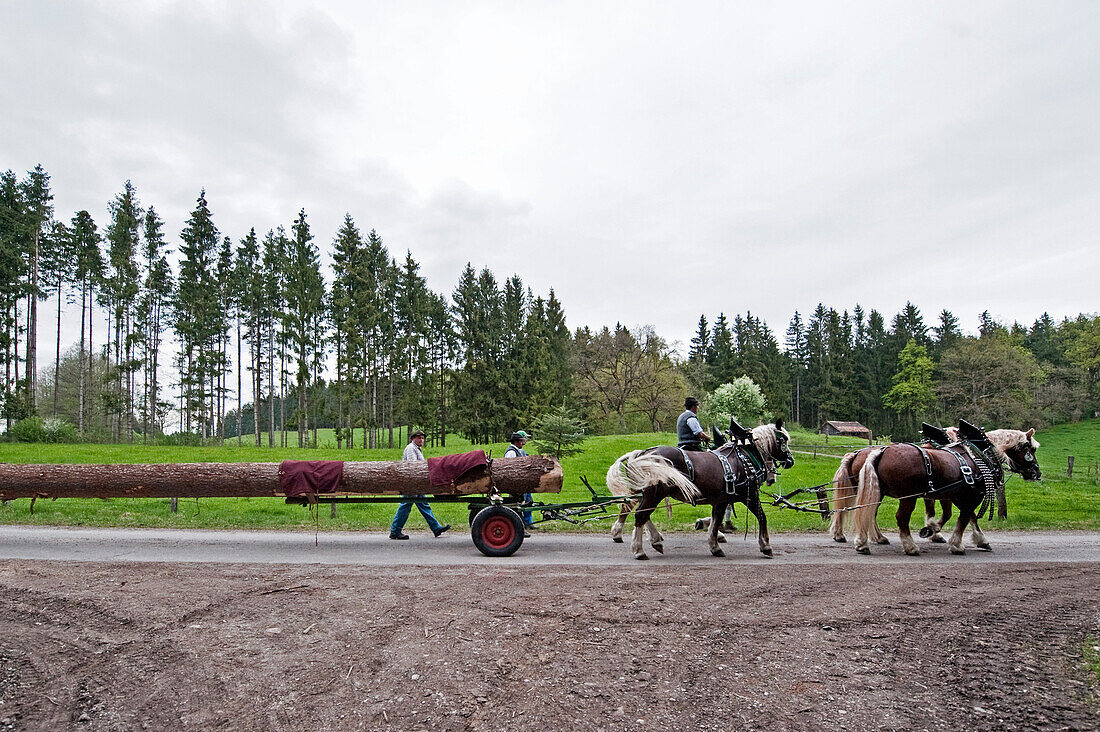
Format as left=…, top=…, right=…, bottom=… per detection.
left=896, top=498, right=920, bottom=555
left=611, top=501, right=632, bottom=543
left=644, top=517, right=665, bottom=554
left=746, top=493, right=772, bottom=557
left=708, top=503, right=726, bottom=557
left=969, top=517, right=992, bottom=551
left=632, top=496, right=658, bottom=560
left=721, top=504, right=735, bottom=533
left=925, top=499, right=950, bottom=544
left=947, top=501, right=973, bottom=555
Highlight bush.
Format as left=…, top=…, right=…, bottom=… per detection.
left=701, top=377, right=767, bottom=430
left=8, top=416, right=78, bottom=443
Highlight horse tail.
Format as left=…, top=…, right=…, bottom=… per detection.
left=606, top=450, right=645, bottom=497
left=854, top=448, right=886, bottom=540
left=829, top=451, right=857, bottom=536
left=606, top=450, right=701, bottom=503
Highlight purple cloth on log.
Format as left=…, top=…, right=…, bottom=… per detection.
left=427, top=451, right=489, bottom=487
left=279, top=460, right=344, bottom=498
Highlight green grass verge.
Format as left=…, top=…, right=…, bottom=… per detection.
left=1, top=423, right=1098, bottom=533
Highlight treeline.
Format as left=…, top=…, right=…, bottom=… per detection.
left=0, top=166, right=572, bottom=446
left=687, top=303, right=1100, bottom=439
left=3, top=164, right=1098, bottom=445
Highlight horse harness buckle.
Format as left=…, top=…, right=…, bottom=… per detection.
left=944, top=447, right=975, bottom=486
left=715, top=450, right=739, bottom=495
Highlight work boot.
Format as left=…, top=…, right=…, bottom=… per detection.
left=389, top=532, right=410, bottom=540
left=432, top=524, right=451, bottom=538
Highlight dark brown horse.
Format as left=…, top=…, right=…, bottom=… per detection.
left=851, top=428, right=1042, bottom=555
left=830, top=427, right=1041, bottom=550
left=606, top=420, right=794, bottom=560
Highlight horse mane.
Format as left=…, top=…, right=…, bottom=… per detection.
left=751, top=423, right=789, bottom=458
left=985, top=428, right=1040, bottom=457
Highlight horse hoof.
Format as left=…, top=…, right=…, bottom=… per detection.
left=760, top=547, right=773, bottom=557
left=693, top=518, right=708, bottom=530
left=875, top=537, right=891, bottom=545
left=635, top=553, right=649, bottom=560
left=612, top=536, right=623, bottom=543
left=716, top=534, right=727, bottom=543
left=711, top=548, right=725, bottom=557
left=856, top=546, right=870, bottom=555
left=918, top=527, right=933, bottom=538
left=976, top=543, right=992, bottom=552
left=950, top=546, right=965, bottom=555
left=652, top=543, right=664, bottom=554
left=833, top=536, right=847, bottom=543
left=929, top=535, right=946, bottom=544
left=905, top=548, right=921, bottom=556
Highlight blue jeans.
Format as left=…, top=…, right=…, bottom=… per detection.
left=390, top=496, right=444, bottom=535
left=523, top=493, right=534, bottom=527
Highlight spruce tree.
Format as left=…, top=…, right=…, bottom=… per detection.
left=282, top=209, right=324, bottom=448
left=20, top=164, right=53, bottom=416
left=175, top=190, right=220, bottom=439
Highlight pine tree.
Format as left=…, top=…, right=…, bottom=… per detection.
left=43, top=218, right=75, bottom=416
left=70, top=210, right=104, bottom=434
left=282, top=209, right=325, bottom=448
left=175, top=190, right=220, bottom=439
left=103, top=180, right=142, bottom=441
left=20, top=164, right=53, bottom=416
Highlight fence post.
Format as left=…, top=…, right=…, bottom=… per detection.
left=331, top=501, right=337, bottom=518
left=1067, top=456, right=1075, bottom=478
left=171, top=497, right=178, bottom=513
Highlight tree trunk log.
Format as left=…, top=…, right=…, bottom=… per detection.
left=0, top=455, right=562, bottom=501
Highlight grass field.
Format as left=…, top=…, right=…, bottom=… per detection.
left=1, top=422, right=1097, bottom=533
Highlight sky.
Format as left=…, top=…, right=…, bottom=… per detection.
left=2, top=0, right=1099, bottom=360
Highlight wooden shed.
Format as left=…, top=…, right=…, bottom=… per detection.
left=819, top=420, right=872, bottom=440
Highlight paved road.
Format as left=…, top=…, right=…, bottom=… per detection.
left=0, top=525, right=1097, bottom=565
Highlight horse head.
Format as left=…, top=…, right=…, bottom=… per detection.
left=988, top=428, right=1042, bottom=481
left=752, top=417, right=795, bottom=476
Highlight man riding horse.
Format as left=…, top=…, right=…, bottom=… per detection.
left=676, top=397, right=712, bottom=452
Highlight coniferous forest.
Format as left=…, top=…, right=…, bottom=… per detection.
left=2, top=165, right=1099, bottom=445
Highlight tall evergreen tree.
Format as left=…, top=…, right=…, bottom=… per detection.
left=103, top=180, right=142, bottom=441
left=20, top=164, right=53, bottom=416
left=282, top=209, right=325, bottom=448
left=175, top=190, right=220, bottom=438
left=70, top=210, right=104, bottom=434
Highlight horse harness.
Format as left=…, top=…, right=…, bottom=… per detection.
left=902, top=440, right=1002, bottom=519
left=714, top=442, right=768, bottom=498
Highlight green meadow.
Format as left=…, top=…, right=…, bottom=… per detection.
left=1, top=422, right=1097, bottom=533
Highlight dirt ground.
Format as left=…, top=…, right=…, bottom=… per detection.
left=0, top=557, right=1097, bottom=731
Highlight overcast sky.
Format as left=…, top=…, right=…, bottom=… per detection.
left=3, top=0, right=1098, bottom=359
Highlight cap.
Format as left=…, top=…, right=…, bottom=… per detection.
left=510, top=430, right=531, bottom=441
left=410, top=429, right=426, bottom=439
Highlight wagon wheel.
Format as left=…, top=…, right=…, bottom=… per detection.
left=470, top=506, right=525, bottom=557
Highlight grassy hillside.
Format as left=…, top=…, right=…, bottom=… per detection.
left=1, top=422, right=1097, bottom=533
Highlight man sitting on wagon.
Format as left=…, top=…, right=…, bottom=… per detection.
left=676, top=397, right=712, bottom=452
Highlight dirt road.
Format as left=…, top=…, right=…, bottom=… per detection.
left=0, top=529, right=1097, bottom=730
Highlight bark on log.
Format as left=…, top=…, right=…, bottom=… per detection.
left=0, top=455, right=562, bottom=501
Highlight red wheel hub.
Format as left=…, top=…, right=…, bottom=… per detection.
left=481, top=516, right=516, bottom=549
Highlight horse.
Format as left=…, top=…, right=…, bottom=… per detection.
left=828, top=426, right=960, bottom=545
left=851, top=427, right=1042, bottom=555
left=829, top=427, right=1041, bottom=548
left=606, top=419, right=794, bottom=560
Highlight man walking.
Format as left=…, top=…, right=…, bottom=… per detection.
left=389, top=430, right=450, bottom=540
left=504, top=430, right=535, bottom=537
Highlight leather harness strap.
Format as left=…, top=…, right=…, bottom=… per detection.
left=676, top=447, right=695, bottom=483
